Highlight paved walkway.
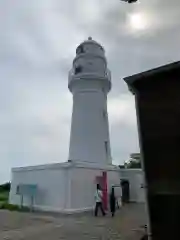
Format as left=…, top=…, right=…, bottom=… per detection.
left=0, top=204, right=147, bottom=240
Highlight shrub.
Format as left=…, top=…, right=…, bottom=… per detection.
left=0, top=192, right=9, bottom=202
left=0, top=182, right=11, bottom=191
left=20, top=206, right=30, bottom=212
left=0, top=203, right=30, bottom=212
left=0, top=203, right=20, bottom=211
left=0, top=195, right=7, bottom=202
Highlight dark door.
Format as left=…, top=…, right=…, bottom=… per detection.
left=121, top=180, right=130, bottom=203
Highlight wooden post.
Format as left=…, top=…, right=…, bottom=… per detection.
left=30, top=196, right=33, bottom=212
left=20, top=194, right=23, bottom=209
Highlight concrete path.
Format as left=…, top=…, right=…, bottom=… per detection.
left=0, top=204, right=147, bottom=240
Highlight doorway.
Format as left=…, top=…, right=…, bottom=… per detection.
left=121, top=179, right=130, bottom=203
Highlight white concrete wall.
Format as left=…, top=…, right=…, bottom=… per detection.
left=69, top=167, right=102, bottom=210
left=68, top=84, right=111, bottom=165
left=9, top=164, right=145, bottom=213
left=9, top=161, right=121, bottom=213
left=120, top=169, right=145, bottom=203
left=107, top=170, right=120, bottom=190
left=69, top=166, right=120, bottom=211
left=68, top=39, right=111, bottom=166
left=9, top=167, right=67, bottom=212
left=107, top=170, right=121, bottom=197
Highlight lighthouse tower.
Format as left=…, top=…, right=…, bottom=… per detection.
left=68, top=37, right=112, bottom=166
left=9, top=37, right=121, bottom=213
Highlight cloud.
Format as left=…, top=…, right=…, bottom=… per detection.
left=108, top=94, right=136, bottom=126
left=108, top=94, right=139, bottom=164
left=0, top=0, right=179, bottom=182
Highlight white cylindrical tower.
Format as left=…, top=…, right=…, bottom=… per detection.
left=68, top=37, right=112, bottom=165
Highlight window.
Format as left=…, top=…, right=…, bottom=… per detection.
left=99, top=46, right=104, bottom=51
left=76, top=45, right=84, bottom=54
left=75, top=66, right=82, bottom=74
left=16, top=185, right=20, bottom=194
left=105, top=141, right=108, bottom=156
left=103, top=110, right=106, bottom=119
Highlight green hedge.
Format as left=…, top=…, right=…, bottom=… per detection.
left=0, top=182, right=10, bottom=191
left=0, top=195, right=8, bottom=202
left=0, top=192, right=9, bottom=202
left=0, top=203, right=30, bottom=212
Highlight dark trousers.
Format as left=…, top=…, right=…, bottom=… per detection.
left=110, top=202, right=116, bottom=217
left=95, top=202, right=105, bottom=216
left=111, top=210, right=115, bottom=217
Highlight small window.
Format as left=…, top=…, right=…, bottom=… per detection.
left=105, top=141, right=108, bottom=155
left=16, top=185, right=20, bottom=194
left=100, top=46, right=104, bottom=51
left=76, top=45, right=84, bottom=54
left=75, top=66, right=82, bottom=74
left=103, top=110, right=106, bottom=118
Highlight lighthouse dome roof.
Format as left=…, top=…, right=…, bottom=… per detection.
left=76, top=37, right=105, bottom=55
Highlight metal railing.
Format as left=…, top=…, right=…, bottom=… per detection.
left=68, top=69, right=111, bottom=85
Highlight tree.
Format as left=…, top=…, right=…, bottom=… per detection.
left=124, top=153, right=142, bottom=169
left=0, top=182, right=11, bottom=192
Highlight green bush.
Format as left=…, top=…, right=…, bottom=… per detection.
left=0, top=182, right=11, bottom=191
left=0, top=203, right=20, bottom=211
left=0, top=203, right=30, bottom=212
left=0, top=192, right=9, bottom=202
left=0, top=195, right=8, bottom=202
left=20, top=206, right=30, bottom=212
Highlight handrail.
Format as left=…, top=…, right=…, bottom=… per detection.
left=68, top=69, right=111, bottom=84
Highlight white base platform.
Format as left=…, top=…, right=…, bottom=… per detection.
left=9, top=161, right=120, bottom=213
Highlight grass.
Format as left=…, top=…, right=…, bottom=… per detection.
left=0, top=202, right=30, bottom=212
left=0, top=190, right=30, bottom=212
left=0, top=191, right=9, bottom=203
left=0, top=203, right=20, bottom=211
left=0, top=190, right=9, bottom=210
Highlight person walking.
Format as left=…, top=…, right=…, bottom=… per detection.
left=110, top=187, right=116, bottom=217
left=94, top=184, right=106, bottom=217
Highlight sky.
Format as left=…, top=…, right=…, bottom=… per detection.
left=0, top=0, right=180, bottom=183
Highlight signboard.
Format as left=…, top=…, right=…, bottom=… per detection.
left=17, top=184, right=37, bottom=197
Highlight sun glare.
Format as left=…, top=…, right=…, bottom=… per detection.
left=128, top=13, right=148, bottom=30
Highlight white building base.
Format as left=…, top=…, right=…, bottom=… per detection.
left=9, top=161, right=120, bottom=213
left=120, top=169, right=146, bottom=203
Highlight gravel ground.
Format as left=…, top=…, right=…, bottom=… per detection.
left=0, top=204, right=147, bottom=240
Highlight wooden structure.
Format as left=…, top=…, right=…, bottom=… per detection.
left=124, top=61, right=180, bottom=239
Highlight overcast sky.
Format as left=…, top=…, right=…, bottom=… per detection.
left=0, top=0, right=180, bottom=183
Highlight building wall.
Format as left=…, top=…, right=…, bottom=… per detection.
left=9, top=163, right=145, bottom=213
left=9, top=167, right=67, bottom=212
left=68, top=84, right=111, bottom=165
left=68, top=40, right=111, bottom=166
left=120, top=169, right=145, bottom=203
left=69, top=166, right=120, bottom=211
left=69, top=167, right=102, bottom=210
left=9, top=163, right=120, bottom=213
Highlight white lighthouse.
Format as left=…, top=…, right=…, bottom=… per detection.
left=68, top=37, right=112, bottom=165
left=9, top=38, right=121, bottom=213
